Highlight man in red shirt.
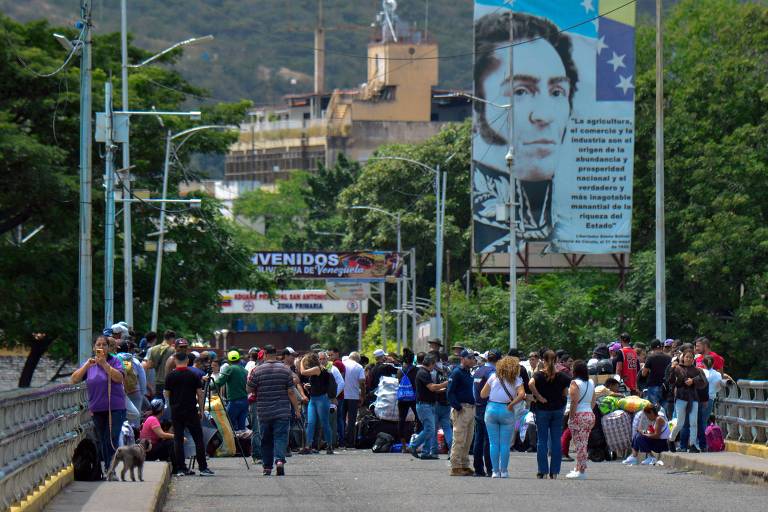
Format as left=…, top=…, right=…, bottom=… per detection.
left=615, top=333, right=639, bottom=394
left=694, top=337, right=725, bottom=372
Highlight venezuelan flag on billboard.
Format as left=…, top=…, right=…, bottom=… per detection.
left=471, top=0, right=635, bottom=254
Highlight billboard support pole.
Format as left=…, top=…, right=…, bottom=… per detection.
left=411, top=248, right=417, bottom=348
left=380, top=283, right=386, bottom=350
left=655, top=0, right=666, bottom=341
left=507, top=10, right=518, bottom=350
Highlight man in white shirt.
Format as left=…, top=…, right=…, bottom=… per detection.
left=341, top=352, right=367, bottom=448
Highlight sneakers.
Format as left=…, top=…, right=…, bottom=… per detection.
left=499, top=471, right=509, bottom=479
left=326, top=448, right=334, bottom=455
left=622, top=455, right=639, bottom=465
left=420, top=454, right=439, bottom=460
left=640, top=456, right=658, bottom=465
left=263, top=468, right=272, bottom=476
left=565, top=470, right=586, bottom=480
left=409, top=446, right=420, bottom=459
left=688, top=445, right=701, bottom=454
left=491, top=471, right=500, bottom=478
left=199, top=468, right=215, bottom=477
left=276, top=461, right=285, bottom=476
left=174, top=469, right=195, bottom=477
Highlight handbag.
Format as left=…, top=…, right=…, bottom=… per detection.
left=498, top=378, right=519, bottom=412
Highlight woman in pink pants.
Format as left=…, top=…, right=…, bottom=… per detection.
left=565, top=361, right=596, bottom=479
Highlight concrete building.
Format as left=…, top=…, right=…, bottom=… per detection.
left=225, top=11, right=469, bottom=186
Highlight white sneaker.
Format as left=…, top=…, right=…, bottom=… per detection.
left=622, top=455, right=639, bottom=465
left=565, top=470, right=580, bottom=478
left=566, top=471, right=586, bottom=479
left=491, top=471, right=500, bottom=478
left=641, top=456, right=658, bottom=465
left=500, top=471, right=509, bottom=478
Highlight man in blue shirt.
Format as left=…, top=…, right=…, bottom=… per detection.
left=472, top=349, right=500, bottom=477
left=447, top=350, right=477, bottom=476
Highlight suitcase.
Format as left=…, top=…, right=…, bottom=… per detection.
left=601, top=410, right=632, bottom=455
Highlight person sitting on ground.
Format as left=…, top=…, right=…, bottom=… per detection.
left=624, top=403, right=670, bottom=465
left=141, top=398, right=175, bottom=464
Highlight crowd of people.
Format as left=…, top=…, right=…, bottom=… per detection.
left=71, top=324, right=732, bottom=481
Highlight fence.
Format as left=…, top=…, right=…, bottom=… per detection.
left=0, top=383, right=89, bottom=511
left=715, top=379, right=768, bottom=445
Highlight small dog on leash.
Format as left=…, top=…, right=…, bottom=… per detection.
left=106, top=439, right=151, bottom=481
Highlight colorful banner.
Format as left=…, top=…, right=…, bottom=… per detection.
left=219, top=290, right=368, bottom=314
left=251, top=251, right=404, bottom=281
left=472, top=0, right=635, bottom=254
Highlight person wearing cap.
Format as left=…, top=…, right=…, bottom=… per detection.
left=211, top=350, right=249, bottom=430
left=141, top=398, right=175, bottom=464
left=428, top=339, right=443, bottom=355
left=615, top=333, right=640, bottom=394
left=245, top=347, right=261, bottom=374
left=164, top=337, right=190, bottom=376
left=642, top=339, right=671, bottom=407
left=447, top=350, right=477, bottom=476
left=143, top=330, right=177, bottom=398
left=451, top=344, right=465, bottom=358
left=608, top=342, right=622, bottom=373
left=368, top=348, right=397, bottom=402
left=472, top=349, right=501, bottom=477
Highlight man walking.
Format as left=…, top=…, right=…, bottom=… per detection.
left=473, top=349, right=500, bottom=476
left=164, top=352, right=214, bottom=476
left=247, top=345, right=301, bottom=476
left=447, top=350, right=477, bottom=476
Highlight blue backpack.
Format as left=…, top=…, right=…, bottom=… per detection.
left=397, top=367, right=417, bottom=401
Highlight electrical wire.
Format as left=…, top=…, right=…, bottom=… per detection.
left=12, top=26, right=86, bottom=78
left=115, top=179, right=196, bottom=215
left=292, top=0, right=637, bottom=61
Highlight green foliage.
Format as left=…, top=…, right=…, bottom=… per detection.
left=360, top=313, right=397, bottom=358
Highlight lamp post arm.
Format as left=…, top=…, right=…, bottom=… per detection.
left=127, top=35, right=214, bottom=68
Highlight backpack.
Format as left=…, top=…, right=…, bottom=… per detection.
left=705, top=422, right=725, bottom=452
left=121, top=356, right=139, bottom=394
left=396, top=371, right=417, bottom=402
left=372, top=432, right=395, bottom=453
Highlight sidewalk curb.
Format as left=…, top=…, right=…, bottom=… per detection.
left=10, top=465, right=73, bottom=512
left=726, top=441, right=768, bottom=460
left=151, top=463, right=171, bottom=512
left=660, top=452, right=768, bottom=486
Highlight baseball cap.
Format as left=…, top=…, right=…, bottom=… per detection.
left=373, top=349, right=386, bottom=358
left=227, top=350, right=241, bottom=362
left=191, top=350, right=200, bottom=358
left=650, top=339, right=662, bottom=350
left=282, top=347, right=297, bottom=356
left=248, top=346, right=260, bottom=355
left=664, top=338, right=674, bottom=347
left=459, top=349, right=476, bottom=359
left=487, top=349, right=502, bottom=362
left=609, top=342, right=621, bottom=352
left=175, top=338, right=189, bottom=347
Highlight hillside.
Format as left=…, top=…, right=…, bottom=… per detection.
left=1, top=0, right=667, bottom=105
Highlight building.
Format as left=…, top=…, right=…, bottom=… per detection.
left=225, top=7, right=470, bottom=186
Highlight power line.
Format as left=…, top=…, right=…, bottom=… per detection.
left=10, top=26, right=86, bottom=78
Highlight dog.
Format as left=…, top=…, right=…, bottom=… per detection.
left=106, top=439, right=151, bottom=482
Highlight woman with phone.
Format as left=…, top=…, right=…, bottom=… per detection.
left=72, top=335, right=127, bottom=469
left=480, top=356, right=525, bottom=478
left=299, top=352, right=334, bottom=454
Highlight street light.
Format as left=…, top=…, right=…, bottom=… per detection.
left=150, top=125, right=238, bottom=331
left=348, top=205, right=402, bottom=352
left=127, top=35, right=215, bottom=68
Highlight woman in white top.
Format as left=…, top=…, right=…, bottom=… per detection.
left=480, top=356, right=525, bottom=478
left=565, top=360, right=596, bottom=480
left=624, top=403, right=670, bottom=465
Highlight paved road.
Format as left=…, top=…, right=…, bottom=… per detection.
left=164, top=450, right=764, bottom=512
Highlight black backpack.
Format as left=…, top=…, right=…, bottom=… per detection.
left=73, top=439, right=103, bottom=481
left=372, top=432, right=394, bottom=453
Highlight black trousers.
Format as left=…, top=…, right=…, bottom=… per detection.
left=398, top=401, right=418, bottom=442
left=172, top=410, right=207, bottom=472
left=146, top=439, right=174, bottom=463
left=343, top=399, right=360, bottom=447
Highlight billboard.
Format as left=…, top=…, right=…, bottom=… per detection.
left=251, top=251, right=404, bottom=281
left=472, top=0, right=635, bottom=254
left=219, top=290, right=368, bottom=314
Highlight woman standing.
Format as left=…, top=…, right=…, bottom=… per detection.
left=71, top=335, right=126, bottom=468
left=480, top=356, right=525, bottom=478
left=141, top=399, right=175, bottom=465
left=668, top=349, right=706, bottom=452
left=565, top=360, right=596, bottom=480
left=299, top=352, right=334, bottom=455
left=529, top=350, right=571, bottom=479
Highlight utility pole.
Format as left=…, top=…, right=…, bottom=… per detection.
left=395, top=212, right=401, bottom=354
left=120, top=0, right=134, bottom=328
left=380, top=282, right=386, bottom=350
left=103, top=81, right=116, bottom=328
left=150, top=130, right=173, bottom=331
left=434, top=166, right=445, bottom=341
left=78, top=0, right=93, bottom=364
left=655, top=0, right=666, bottom=341
left=445, top=249, right=450, bottom=346
left=411, top=248, right=417, bottom=348
left=507, top=11, right=518, bottom=350
left=314, top=0, right=325, bottom=118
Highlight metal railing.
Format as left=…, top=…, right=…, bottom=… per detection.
left=714, top=379, right=768, bottom=445
left=0, top=383, right=89, bottom=511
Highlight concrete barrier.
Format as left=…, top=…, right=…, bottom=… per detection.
left=660, top=451, right=768, bottom=486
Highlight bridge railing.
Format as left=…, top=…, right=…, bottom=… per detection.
left=714, top=379, right=768, bottom=445
left=0, top=382, right=89, bottom=511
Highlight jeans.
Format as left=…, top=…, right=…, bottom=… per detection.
left=473, top=407, right=492, bottom=475
left=432, top=403, right=453, bottom=454
left=172, top=410, right=207, bottom=472
left=92, top=409, right=126, bottom=468
left=336, top=400, right=346, bottom=445
left=535, top=408, right=564, bottom=475
left=645, top=385, right=663, bottom=407
left=681, top=400, right=710, bottom=449
left=306, top=394, right=332, bottom=448
left=248, top=402, right=262, bottom=459
left=260, top=417, right=289, bottom=469
left=226, top=398, right=249, bottom=431
left=412, top=402, right=436, bottom=454
left=671, top=399, right=700, bottom=449
left=343, top=399, right=360, bottom=447
left=485, top=402, right=516, bottom=473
